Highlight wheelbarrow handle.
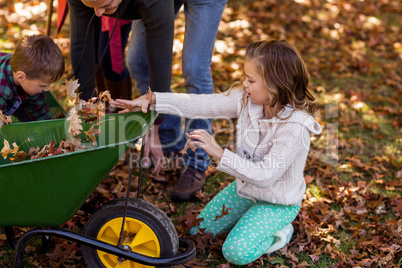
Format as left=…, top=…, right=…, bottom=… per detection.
left=13, top=228, right=196, bottom=267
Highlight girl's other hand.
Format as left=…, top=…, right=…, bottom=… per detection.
left=110, top=95, right=149, bottom=113
left=188, top=129, right=224, bottom=160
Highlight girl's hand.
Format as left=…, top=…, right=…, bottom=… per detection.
left=110, top=93, right=154, bottom=113
left=188, top=129, right=224, bottom=160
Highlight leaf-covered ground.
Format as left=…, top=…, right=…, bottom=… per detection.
left=0, top=0, right=401, bottom=267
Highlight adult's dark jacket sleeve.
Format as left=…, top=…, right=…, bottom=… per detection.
left=67, top=0, right=174, bottom=101
left=106, top=0, right=174, bottom=93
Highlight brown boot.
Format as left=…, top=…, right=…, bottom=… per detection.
left=104, top=77, right=132, bottom=100
left=171, top=166, right=206, bottom=202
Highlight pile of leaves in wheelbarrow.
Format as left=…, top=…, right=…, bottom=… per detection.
left=0, top=80, right=113, bottom=162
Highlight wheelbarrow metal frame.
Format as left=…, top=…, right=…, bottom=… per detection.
left=14, top=228, right=196, bottom=267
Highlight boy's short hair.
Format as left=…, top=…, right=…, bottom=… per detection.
left=10, top=34, right=65, bottom=82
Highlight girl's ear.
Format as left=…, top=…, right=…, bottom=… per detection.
left=15, top=71, right=27, bottom=83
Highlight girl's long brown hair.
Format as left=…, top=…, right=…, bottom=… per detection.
left=245, top=40, right=316, bottom=116
left=237, top=40, right=317, bottom=118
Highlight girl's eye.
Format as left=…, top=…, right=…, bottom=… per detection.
left=248, top=79, right=254, bottom=84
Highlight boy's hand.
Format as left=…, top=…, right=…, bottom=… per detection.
left=110, top=94, right=154, bottom=113
left=188, top=129, right=224, bottom=160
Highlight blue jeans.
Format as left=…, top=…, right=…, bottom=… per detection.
left=127, top=0, right=227, bottom=172
left=67, top=0, right=174, bottom=100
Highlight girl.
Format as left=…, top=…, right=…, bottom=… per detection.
left=111, top=40, right=322, bottom=265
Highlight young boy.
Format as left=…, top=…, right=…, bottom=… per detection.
left=0, top=34, right=65, bottom=123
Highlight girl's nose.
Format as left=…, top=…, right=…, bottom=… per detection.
left=243, top=79, right=248, bottom=87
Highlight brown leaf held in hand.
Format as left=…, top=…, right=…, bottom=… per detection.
left=179, top=133, right=197, bottom=155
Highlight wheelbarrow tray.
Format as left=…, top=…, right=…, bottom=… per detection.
left=0, top=111, right=156, bottom=227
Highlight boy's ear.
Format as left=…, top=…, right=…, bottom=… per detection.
left=15, top=71, right=27, bottom=83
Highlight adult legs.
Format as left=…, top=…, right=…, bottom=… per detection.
left=126, top=20, right=184, bottom=152
left=126, top=0, right=227, bottom=201
left=67, top=0, right=99, bottom=100
left=179, top=0, right=227, bottom=172
left=169, top=0, right=227, bottom=201
left=136, top=0, right=175, bottom=93
left=126, top=20, right=149, bottom=95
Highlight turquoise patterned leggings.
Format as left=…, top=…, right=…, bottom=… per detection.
left=189, top=182, right=301, bottom=265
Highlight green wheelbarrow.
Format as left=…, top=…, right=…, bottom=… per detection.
left=0, top=111, right=195, bottom=267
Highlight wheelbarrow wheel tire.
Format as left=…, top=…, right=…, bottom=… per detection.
left=82, top=198, right=178, bottom=268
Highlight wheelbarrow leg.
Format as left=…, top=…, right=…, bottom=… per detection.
left=39, top=235, right=51, bottom=254
left=79, top=202, right=97, bottom=215
left=5, top=226, right=50, bottom=253
left=5, top=226, right=17, bottom=249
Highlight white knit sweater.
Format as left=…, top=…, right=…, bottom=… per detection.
left=154, top=89, right=322, bottom=206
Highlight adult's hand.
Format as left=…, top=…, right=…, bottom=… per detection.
left=142, top=124, right=166, bottom=175
left=110, top=93, right=155, bottom=113
left=110, top=95, right=148, bottom=113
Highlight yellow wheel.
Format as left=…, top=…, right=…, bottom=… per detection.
left=82, top=198, right=179, bottom=268
left=97, top=217, right=160, bottom=267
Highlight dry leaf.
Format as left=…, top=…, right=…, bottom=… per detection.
left=99, top=90, right=113, bottom=103
left=65, top=79, right=80, bottom=101
left=214, top=204, right=231, bottom=221
left=67, top=107, right=83, bottom=136
left=146, top=87, right=153, bottom=103
left=305, top=175, right=314, bottom=184
left=29, top=146, right=40, bottom=155
left=59, top=139, right=75, bottom=151
left=84, top=124, right=100, bottom=145
left=0, top=140, right=18, bottom=159
left=149, top=174, right=167, bottom=182
left=179, top=133, right=197, bottom=155
left=0, top=110, right=12, bottom=125
left=14, top=150, right=30, bottom=162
